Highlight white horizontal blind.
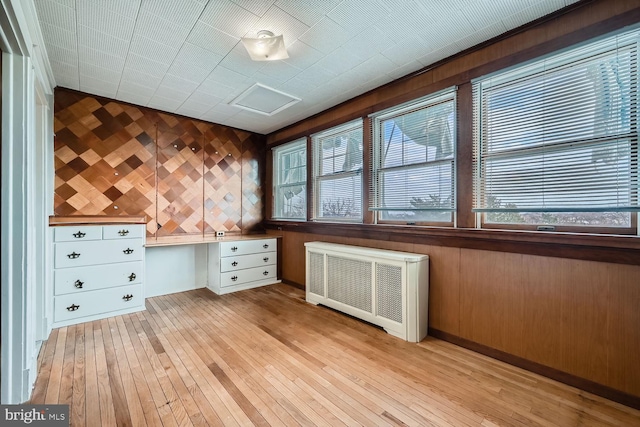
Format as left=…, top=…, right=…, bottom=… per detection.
left=273, top=138, right=306, bottom=220
left=371, top=88, right=456, bottom=223
left=312, top=120, right=363, bottom=222
left=473, top=30, right=639, bottom=217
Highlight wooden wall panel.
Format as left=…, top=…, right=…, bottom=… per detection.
left=415, top=244, right=460, bottom=335
left=277, top=229, right=640, bottom=403
left=607, top=264, right=640, bottom=397
left=54, top=89, right=264, bottom=237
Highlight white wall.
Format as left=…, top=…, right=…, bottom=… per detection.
left=145, top=245, right=209, bottom=297
left=1, top=0, right=55, bottom=404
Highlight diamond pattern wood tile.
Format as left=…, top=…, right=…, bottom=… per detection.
left=53, top=88, right=265, bottom=238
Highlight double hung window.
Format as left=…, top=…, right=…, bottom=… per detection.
left=311, top=121, right=363, bottom=222
left=371, top=88, right=457, bottom=224
left=472, top=30, right=639, bottom=231
left=273, top=139, right=307, bottom=220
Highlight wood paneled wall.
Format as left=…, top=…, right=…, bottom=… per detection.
left=53, top=89, right=264, bottom=237
left=268, top=229, right=640, bottom=406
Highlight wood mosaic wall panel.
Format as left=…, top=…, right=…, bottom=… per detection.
left=53, top=89, right=265, bottom=238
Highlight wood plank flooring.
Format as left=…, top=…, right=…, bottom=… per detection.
left=30, top=284, right=640, bottom=426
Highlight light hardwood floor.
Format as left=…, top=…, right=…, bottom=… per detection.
left=30, top=284, right=640, bottom=426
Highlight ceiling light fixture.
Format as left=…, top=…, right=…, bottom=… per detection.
left=241, top=30, right=289, bottom=61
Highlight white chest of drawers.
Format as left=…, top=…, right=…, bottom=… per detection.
left=51, top=223, right=146, bottom=327
left=207, top=237, right=279, bottom=294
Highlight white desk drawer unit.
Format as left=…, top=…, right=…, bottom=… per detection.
left=51, top=222, right=146, bottom=327
left=208, top=238, right=279, bottom=294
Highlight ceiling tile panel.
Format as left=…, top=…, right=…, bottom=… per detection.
left=199, top=0, right=260, bottom=38
left=176, top=99, right=214, bottom=117
left=141, top=0, right=206, bottom=28
left=117, top=91, right=152, bottom=106
left=230, top=0, right=276, bottom=16
left=79, top=62, right=122, bottom=83
left=124, top=53, right=172, bottom=78
left=187, top=22, right=240, bottom=56
left=78, top=45, right=126, bottom=72
left=298, top=18, right=352, bottom=54
left=282, top=41, right=324, bottom=70
left=118, top=80, right=157, bottom=98
left=386, top=60, right=425, bottom=80
left=198, top=78, right=243, bottom=100
left=80, top=74, right=119, bottom=96
left=135, top=10, right=192, bottom=49
left=77, top=1, right=136, bottom=40
left=206, top=66, right=250, bottom=87
left=455, top=22, right=508, bottom=52
left=46, top=44, right=78, bottom=66
left=342, top=26, right=395, bottom=62
left=166, top=63, right=212, bottom=85
left=315, top=47, right=366, bottom=76
left=327, top=0, right=390, bottom=35
left=159, top=74, right=200, bottom=93
left=121, top=66, right=163, bottom=88
left=39, top=22, right=77, bottom=51
left=255, top=60, right=301, bottom=83
left=50, top=60, right=79, bottom=86
left=148, top=94, right=184, bottom=111
left=218, top=45, right=266, bottom=77
left=129, top=34, right=180, bottom=64
left=417, top=43, right=462, bottom=68
left=77, top=25, right=129, bottom=57
left=34, top=0, right=76, bottom=28
left=382, top=37, right=431, bottom=67
left=294, top=66, right=337, bottom=88
left=502, top=1, right=566, bottom=30
left=274, top=0, right=340, bottom=27
left=88, top=0, right=141, bottom=17
left=175, top=43, right=223, bottom=70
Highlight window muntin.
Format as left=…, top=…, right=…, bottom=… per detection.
left=273, top=139, right=306, bottom=220
left=371, top=89, right=456, bottom=224
left=312, top=121, right=363, bottom=222
left=473, top=31, right=638, bottom=230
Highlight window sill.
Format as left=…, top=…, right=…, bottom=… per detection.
left=263, top=220, right=640, bottom=265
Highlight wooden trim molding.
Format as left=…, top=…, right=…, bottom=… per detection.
left=428, top=328, right=640, bottom=411
left=49, top=215, right=148, bottom=226
left=264, top=220, right=640, bottom=265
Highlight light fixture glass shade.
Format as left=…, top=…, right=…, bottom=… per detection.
left=241, top=30, right=289, bottom=61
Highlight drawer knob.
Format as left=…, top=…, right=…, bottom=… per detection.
left=74, top=280, right=84, bottom=289
left=263, top=271, right=269, bottom=276
left=73, top=231, right=86, bottom=238
left=263, top=243, right=269, bottom=249
left=128, top=273, right=136, bottom=282
left=118, top=229, right=130, bottom=236
left=66, top=304, right=79, bottom=311
left=123, top=294, right=133, bottom=302
left=231, top=261, right=238, bottom=266
left=263, top=257, right=269, bottom=262
left=231, top=275, right=238, bottom=282
left=123, top=248, right=134, bottom=255
left=231, top=246, right=238, bottom=252
left=67, top=252, right=81, bottom=259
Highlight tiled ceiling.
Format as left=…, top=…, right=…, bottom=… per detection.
left=35, top=0, right=579, bottom=134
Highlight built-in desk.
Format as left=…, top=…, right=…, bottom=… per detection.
left=145, top=234, right=281, bottom=297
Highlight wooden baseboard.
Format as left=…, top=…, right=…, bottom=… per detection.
left=281, top=279, right=305, bottom=290
left=428, top=328, right=640, bottom=411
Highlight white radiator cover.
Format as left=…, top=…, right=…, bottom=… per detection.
left=305, top=242, right=429, bottom=342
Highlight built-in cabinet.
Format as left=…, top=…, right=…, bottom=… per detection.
left=51, top=220, right=146, bottom=327
left=208, top=238, right=278, bottom=294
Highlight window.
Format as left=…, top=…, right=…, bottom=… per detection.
left=312, top=120, right=363, bottom=222
left=273, top=139, right=307, bottom=220
left=371, top=88, right=457, bottom=224
left=473, top=30, right=639, bottom=231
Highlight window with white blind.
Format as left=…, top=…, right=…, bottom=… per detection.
left=371, top=88, right=456, bottom=224
left=312, top=120, right=363, bottom=222
left=273, top=139, right=307, bottom=220
left=473, top=29, right=639, bottom=230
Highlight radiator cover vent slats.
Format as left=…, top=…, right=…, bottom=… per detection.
left=305, top=242, right=429, bottom=342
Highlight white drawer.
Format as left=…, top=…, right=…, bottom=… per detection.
left=54, top=261, right=143, bottom=295
left=220, top=239, right=276, bottom=257
left=221, top=251, right=276, bottom=272
left=103, top=224, right=144, bottom=240
left=55, top=239, right=143, bottom=268
left=220, top=264, right=277, bottom=287
left=54, top=284, right=143, bottom=323
left=54, top=226, right=102, bottom=242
